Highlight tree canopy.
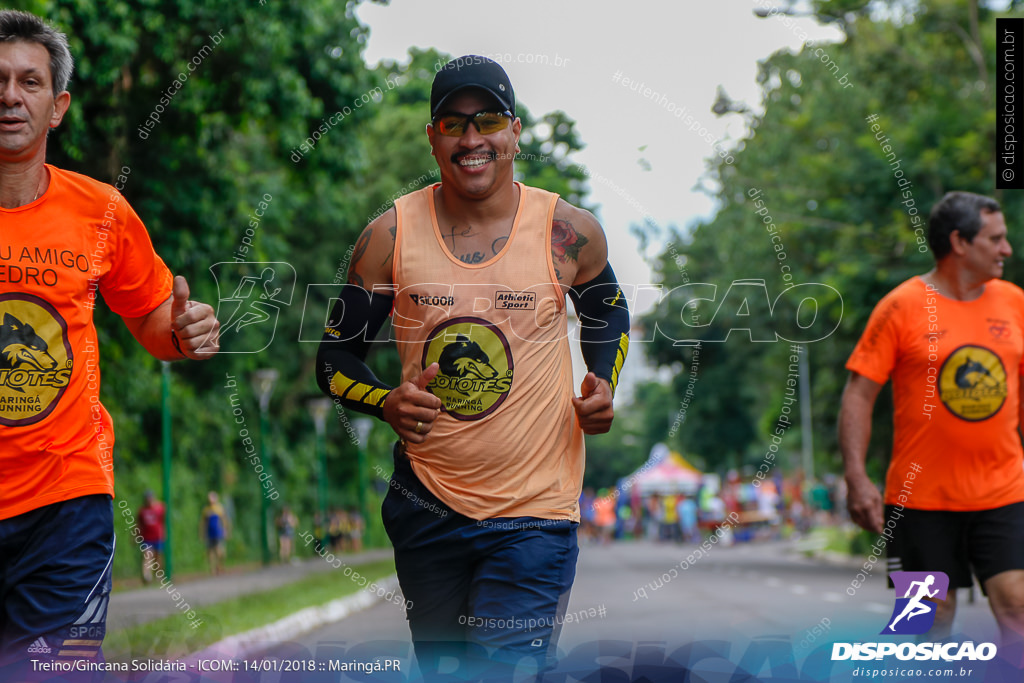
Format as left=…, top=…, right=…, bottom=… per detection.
left=636, top=0, right=1019, bottom=487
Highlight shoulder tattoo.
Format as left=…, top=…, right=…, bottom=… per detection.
left=381, top=225, right=397, bottom=267
left=348, top=228, right=372, bottom=286
left=551, top=218, right=589, bottom=265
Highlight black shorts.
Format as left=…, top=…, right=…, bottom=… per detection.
left=885, top=502, right=1024, bottom=593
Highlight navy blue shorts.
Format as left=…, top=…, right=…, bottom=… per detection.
left=383, top=444, right=578, bottom=678
left=0, top=494, right=114, bottom=682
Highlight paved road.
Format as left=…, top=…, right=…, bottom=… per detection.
left=260, top=538, right=1005, bottom=679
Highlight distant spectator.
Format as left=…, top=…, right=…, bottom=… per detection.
left=757, top=480, right=780, bottom=523
left=328, top=508, right=344, bottom=551
left=616, top=500, right=633, bottom=540
left=810, top=478, right=833, bottom=525
left=677, top=494, right=699, bottom=544
left=579, top=487, right=597, bottom=542
left=723, top=470, right=742, bottom=517
left=647, top=493, right=663, bottom=540
left=789, top=499, right=810, bottom=535
left=200, top=492, right=229, bottom=574
left=348, top=509, right=364, bottom=553
left=662, top=495, right=679, bottom=542
left=706, top=493, right=727, bottom=525
left=593, top=489, right=616, bottom=544
left=276, top=506, right=298, bottom=563
left=137, top=490, right=166, bottom=584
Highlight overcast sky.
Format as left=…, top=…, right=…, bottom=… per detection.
left=355, top=0, right=845, bottom=314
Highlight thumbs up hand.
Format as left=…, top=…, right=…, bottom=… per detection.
left=170, top=275, right=220, bottom=359
left=171, top=275, right=191, bottom=320
left=383, top=362, right=444, bottom=444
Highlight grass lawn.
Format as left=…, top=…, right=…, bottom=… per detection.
left=105, top=559, right=398, bottom=663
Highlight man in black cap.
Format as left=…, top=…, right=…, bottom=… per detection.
left=317, top=56, right=630, bottom=676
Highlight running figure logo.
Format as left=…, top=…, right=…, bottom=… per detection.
left=881, top=571, right=949, bottom=635
left=209, top=262, right=296, bottom=353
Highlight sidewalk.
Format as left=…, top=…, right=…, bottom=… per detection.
left=785, top=529, right=865, bottom=569
left=107, top=548, right=394, bottom=631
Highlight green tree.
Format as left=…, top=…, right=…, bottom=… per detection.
left=13, top=0, right=385, bottom=576
left=641, top=0, right=1019, bottom=484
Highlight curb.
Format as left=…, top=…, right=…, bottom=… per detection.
left=784, top=543, right=865, bottom=570
left=808, top=549, right=864, bottom=568
left=180, top=574, right=402, bottom=664
left=109, top=549, right=396, bottom=631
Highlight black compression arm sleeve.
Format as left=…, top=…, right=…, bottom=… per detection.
left=568, top=263, right=630, bottom=394
left=315, top=285, right=395, bottom=419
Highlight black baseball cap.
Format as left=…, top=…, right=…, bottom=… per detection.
left=431, top=56, right=515, bottom=119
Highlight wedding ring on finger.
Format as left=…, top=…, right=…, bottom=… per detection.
left=415, top=421, right=424, bottom=434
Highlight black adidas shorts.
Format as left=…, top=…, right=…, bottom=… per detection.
left=885, top=501, right=1024, bottom=593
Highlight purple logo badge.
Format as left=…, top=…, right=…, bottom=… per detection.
left=882, top=571, right=949, bottom=635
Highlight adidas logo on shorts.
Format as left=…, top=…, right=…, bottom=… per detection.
left=26, top=637, right=52, bottom=654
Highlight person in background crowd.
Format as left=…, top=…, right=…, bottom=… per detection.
left=137, top=490, right=166, bottom=584
left=201, top=492, right=229, bottom=575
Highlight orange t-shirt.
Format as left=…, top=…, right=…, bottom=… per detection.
left=392, top=183, right=585, bottom=521
left=846, top=276, right=1024, bottom=511
left=0, top=165, right=173, bottom=520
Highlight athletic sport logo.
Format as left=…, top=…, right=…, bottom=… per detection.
left=210, top=262, right=295, bottom=353
left=422, top=317, right=513, bottom=420
left=882, top=571, right=949, bottom=635
left=494, top=291, right=536, bottom=310
left=0, top=293, right=73, bottom=427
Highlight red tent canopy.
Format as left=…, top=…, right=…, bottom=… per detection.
left=628, top=446, right=703, bottom=496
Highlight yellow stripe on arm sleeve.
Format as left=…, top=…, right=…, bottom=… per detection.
left=316, top=284, right=396, bottom=420
left=569, top=263, right=630, bottom=395
left=332, top=372, right=392, bottom=411
left=610, top=333, right=629, bottom=394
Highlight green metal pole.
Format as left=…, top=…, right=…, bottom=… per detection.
left=259, top=408, right=271, bottom=566
left=799, top=345, right=814, bottom=481
left=351, top=418, right=373, bottom=547
left=357, top=442, right=368, bottom=547
left=160, top=361, right=173, bottom=581
left=318, top=429, right=328, bottom=529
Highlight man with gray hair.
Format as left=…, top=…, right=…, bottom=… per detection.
left=840, top=191, right=1024, bottom=650
left=0, top=10, right=219, bottom=677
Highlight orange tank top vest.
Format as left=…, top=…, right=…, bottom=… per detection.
left=392, top=182, right=584, bottom=522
